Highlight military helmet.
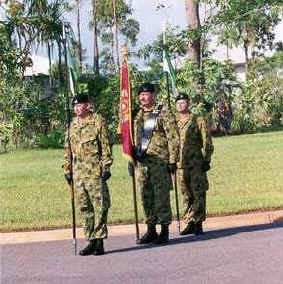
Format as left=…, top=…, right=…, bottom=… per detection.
left=138, top=82, right=155, bottom=94
left=175, top=92, right=189, bottom=101
left=71, top=93, right=90, bottom=106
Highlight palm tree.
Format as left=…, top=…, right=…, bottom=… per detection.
left=24, top=0, right=69, bottom=87
left=91, top=0, right=139, bottom=74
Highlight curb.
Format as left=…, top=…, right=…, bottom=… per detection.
left=1, top=210, right=283, bottom=245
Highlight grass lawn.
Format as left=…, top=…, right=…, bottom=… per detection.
left=1, top=130, right=283, bottom=232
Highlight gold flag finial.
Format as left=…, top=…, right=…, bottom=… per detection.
left=122, top=44, right=128, bottom=57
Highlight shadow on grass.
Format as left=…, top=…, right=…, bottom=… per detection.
left=212, top=125, right=283, bottom=139
left=254, top=125, right=283, bottom=134
left=106, top=221, right=283, bottom=255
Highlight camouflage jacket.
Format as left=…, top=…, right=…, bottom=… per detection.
left=133, top=105, right=179, bottom=164
left=63, top=111, right=113, bottom=180
left=176, top=114, right=214, bottom=169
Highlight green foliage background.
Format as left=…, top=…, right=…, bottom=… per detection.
left=1, top=0, right=283, bottom=152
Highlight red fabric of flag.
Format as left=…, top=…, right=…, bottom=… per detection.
left=118, top=54, right=134, bottom=163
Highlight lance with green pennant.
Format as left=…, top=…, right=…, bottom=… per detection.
left=163, top=46, right=178, bottom=98
left=62, top=23, right=77, bottom=255
left=65, top=29, right=79, bottom=96
left=163, top=25, right=181, bottom=233
left=118, top=44, right=139, bottom=241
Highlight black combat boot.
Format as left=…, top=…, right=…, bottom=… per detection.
left=180, top=221, right=196, bottom=235
left=93, top=239, right=105, bottom=256
left=194, top=222, right=204, bottom=235
left=136, top=224, right=158, bottom=244
left=153, top=225, right=169, bottom=245
left=79, top=240, right=96, bottom=256
left=180, top=221, right=204, bottom=235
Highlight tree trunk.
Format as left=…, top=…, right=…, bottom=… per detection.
left=111, top=38, right=116, bottom=70
left=185, top=0, right=201, bottom=66
left=226, top=42, right=229, bottom=60
left=243, top=40, right=249, bottom=74
left=76, top=0, right=82, bottom=65
left=113, top=0, right=120, bottom=72
left=244, top=41, right=249, bottom=66
left=58, top=41, right=63, bottom=87
left=243, top=25, right=249, bottom=72
left=47, top=42, right=52, bottom=88
left=93, top=22, right=99, bottom=76
left=92, top=0, right=99, bottom=75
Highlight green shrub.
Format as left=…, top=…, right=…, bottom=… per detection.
left=35, top=127, right=65, bottom=149
left=0, top=120, right=14, bottom=153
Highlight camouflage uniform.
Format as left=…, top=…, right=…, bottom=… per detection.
left=176, top=114, right=214, bottom=224
left=133, top=106, right=179, bottom=225
left=63, top=111, right=113, bottom=241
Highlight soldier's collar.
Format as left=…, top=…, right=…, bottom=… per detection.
left=141, top=104, right=161, bottom=113
left=177, top=113, right=190, bottom=120
left=74, top=113, right=93, bottom=124
left=142, top=106, right=154, bottom=112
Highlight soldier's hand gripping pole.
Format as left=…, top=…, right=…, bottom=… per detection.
left=172, top=172, right=181, bottom=233
left=62, top=23, right=77, bottom=255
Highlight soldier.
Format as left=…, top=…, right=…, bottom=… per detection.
left=175, top=92, right=214, bottom=235
left=63, top=93, right=113, bottom=256
left=131, top=82, right=179, bottom=245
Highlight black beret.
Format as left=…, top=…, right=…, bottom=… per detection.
left=71, top=94, right=90, bottom=106
left=175, top=92, right=189, bottom=101
left=138, top=82, right=155, bottom=94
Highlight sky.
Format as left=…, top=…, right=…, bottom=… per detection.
left=70, top=0, right=283, bottom=66
left=1, top=0, right=283, bottom=66
left=67, top=0, right=187, bottom=65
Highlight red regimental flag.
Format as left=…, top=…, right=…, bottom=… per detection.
left=118, top=54, right=134, bottom=163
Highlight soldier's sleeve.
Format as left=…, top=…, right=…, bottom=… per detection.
left=63, top=130, right=72, bottom=174
left=197, top=117, right=214, bottom=161
left=99, top=116, right=113, bottom=172
left=162, top=109, right=180, bottom=164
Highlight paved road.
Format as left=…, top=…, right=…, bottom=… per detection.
left=2, top=222, right=283, bottom=284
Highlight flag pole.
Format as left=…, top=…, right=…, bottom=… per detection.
left=131, top=167, right=139, bottom=241
left=163, top=23, right=181, bottom=233
left=163, top=21, right=170, bottom=108
left=165, top=72, right=170, bottom=108
left=173, top=172, right=181, bottom=233
left=62, top=23, right=77, bottom=255
left=120, top=45, right=139, bottom=241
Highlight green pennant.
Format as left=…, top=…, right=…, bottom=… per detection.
left=163, top=47, right=178, bottom=96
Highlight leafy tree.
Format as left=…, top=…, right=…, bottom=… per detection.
left=89, top=0, right=140, bottom=74
left=266, top=50, right=283, bottom=69
left=244, top=57, right=283, bottom=127
left=0, top=24, right=29, bottom=82
left=2, top=0, right=71, bottom=87
left=212, top=0, right=282, bottom=66
left=23, top=0, right=70, bottom=86
left=0, top=1, right=72, bottom=149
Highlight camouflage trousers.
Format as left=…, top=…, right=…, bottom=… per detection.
left=136, top=159, right=172, bottom=225
left=176, top=167, right=208, bottom=224
left=75, top=177, right=110, bottom=240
